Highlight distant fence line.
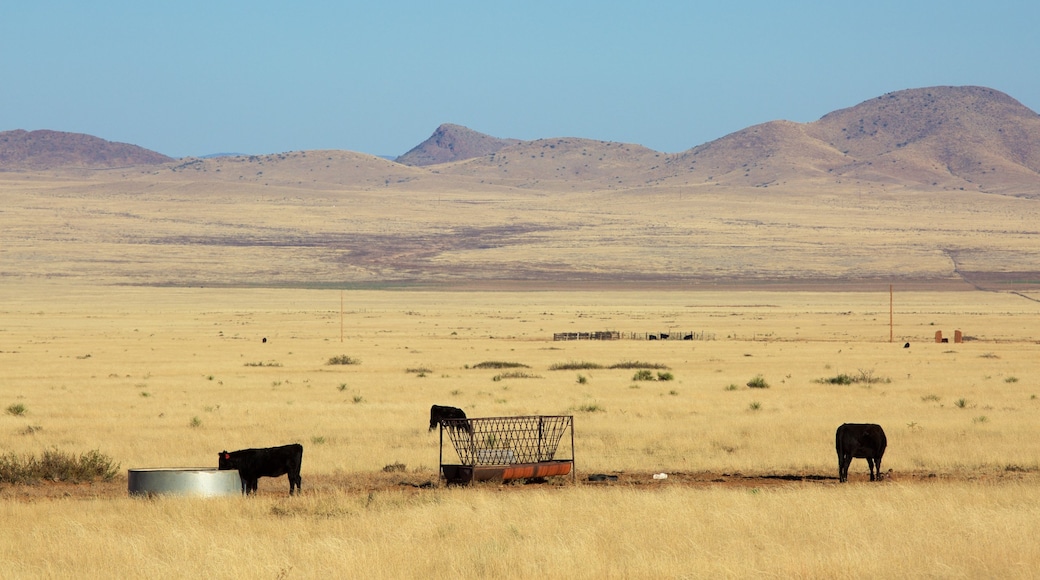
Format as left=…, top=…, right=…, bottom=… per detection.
left=553, top=331, right=716, bottom=341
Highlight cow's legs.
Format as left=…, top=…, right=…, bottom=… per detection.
left=867, top=458, right=877, bottom=481
left=838, top=454, right=851, bottom=482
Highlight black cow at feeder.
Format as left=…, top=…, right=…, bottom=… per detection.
left=218, top=443, right=303, bottom=496
left=835, top=423, right=887, bottom=483
left=429, top=404, right=471, bottom=433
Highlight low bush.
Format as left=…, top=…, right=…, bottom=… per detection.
left=492, top=372, right=541, bottom=381
left=816, top=369, right=890, bottom=386
left=327, top=355, right=361, bottom=365
left=472, top=361, right=529, bottom=369
left=747, top=375, right=769, bottom=389
left=0, top=449, right=120, bottom=484
left=549, top=361, right=603, bottom=370
left=609, top=361, right=670, bottom=370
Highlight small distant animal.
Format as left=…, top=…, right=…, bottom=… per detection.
left=218, top=443, right=303, bottom=495
left=941, top=338, right=949, bottom=343
left=835, top=423, right=887, bottom=483
left=429, top=404, right=469, bottom=432
left=903, top=342, right=910, bottom=348
left=262, top=337, right=267, bottom=343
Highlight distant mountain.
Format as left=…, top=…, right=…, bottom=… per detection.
left=395, top=123, right=520, bottom=166
left=392, top=86, right=1040, bottom=194
left=4, top=86, right=1038, bottom=195
left=0, top=129, right=172, bottom=170
left=662, top=86, right=1040, bottom=192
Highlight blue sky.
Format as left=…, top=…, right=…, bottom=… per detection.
left=3, top=1, right=1037, bottom=158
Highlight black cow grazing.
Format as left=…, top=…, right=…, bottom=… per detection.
left=218, top=443, right=303, bottom=496
left=835, top=423, right=887, bottom=483
left=429, top=404, right=470, bottom=433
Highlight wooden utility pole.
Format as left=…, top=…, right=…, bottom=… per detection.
left=889, top=284, right=894, bottom=343
left=340, top=290, right=344, bottom=343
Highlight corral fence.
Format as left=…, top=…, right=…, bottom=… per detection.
left=439, top=415, right=575, bottom=485
left=553, top=330, right=715, bottom=341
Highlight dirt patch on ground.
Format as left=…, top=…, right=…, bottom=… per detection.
left=5, top=468, right=1037, bottom=502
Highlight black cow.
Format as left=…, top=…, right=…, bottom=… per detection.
left=218, top=443, right=303, bottom=496
left=429, top=404, right=470, bottom=433
left=835, top=423, right=887, bottom=483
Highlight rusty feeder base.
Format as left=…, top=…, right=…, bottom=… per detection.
left=441, top=460, right=573, bottom=485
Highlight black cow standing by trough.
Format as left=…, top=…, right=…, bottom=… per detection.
left=835, top=423, right=887, bottom=483
left=429, top=404, right=470, bottom=432
left=218, top=443, right=303, bottom=496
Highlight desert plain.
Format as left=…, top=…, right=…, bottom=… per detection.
left=2, top=147, right=1040, bottom=578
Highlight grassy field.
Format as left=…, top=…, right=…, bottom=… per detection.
left=2, top=282, right=1039, bottom=577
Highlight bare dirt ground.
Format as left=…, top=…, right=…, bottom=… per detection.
left=5, top=468, right=1037, bottom=502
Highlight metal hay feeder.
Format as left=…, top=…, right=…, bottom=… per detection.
left=438, top=415, right=575, bottom=485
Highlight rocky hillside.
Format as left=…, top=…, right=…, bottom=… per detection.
left=395, top=123, right=520, bottom=166
left=0, top=129, right=172, bottom=170
left=661, top=86, right=1040, bottom=193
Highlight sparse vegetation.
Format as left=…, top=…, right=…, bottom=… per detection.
left=0, top=449, right=119, bottom=484
left=244, top=361, right=282, bottom=367
left=549, top=361, right=603, bottom=370
left=492, top=371, right=540, bottom=381
left=6, top=403, right=27, bottom=416
left=609, top=361, right=670, bottom=370
left=632, top=369, right=655, bottom=381
left=472, top=361, right=529, bottom=369
left=327, top=355, right=360, bottom=365
left=746, top=375, right=769, bottom=389
left=816, top=369, right=890, bottom=385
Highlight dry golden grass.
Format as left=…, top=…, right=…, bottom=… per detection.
left=4, top=170, right=1040, bottom=287
left=2, top=282, right=1040, bottom=576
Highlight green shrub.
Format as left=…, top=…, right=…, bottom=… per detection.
left=816, top=369, right=890, bottom=386
left=0, top=449, right=119, bottom=484
left=327, top=355, right=360, bottom=365
left=632, top=369, right=655, bottom=381
left=549, top=361, right=603, bottom=370
left=609, top=361, right=670, bottom=370
left=6, top=403, right=27, bottom=416
left=657, top=372, right=674, bottom=381
left=746, top=375, right=769, bottom=389
left=472, top=361, right=529, bottom=369
left=492, top=372, right=540, bottom=381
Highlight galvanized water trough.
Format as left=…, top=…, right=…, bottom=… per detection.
left=128, top=468, right=241, bottom=497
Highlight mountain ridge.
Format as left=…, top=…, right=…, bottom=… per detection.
left=3, top=86, right=1039, bottom=195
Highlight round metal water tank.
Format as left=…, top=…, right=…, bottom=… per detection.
left=128, top=468, right=242, bottom=497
